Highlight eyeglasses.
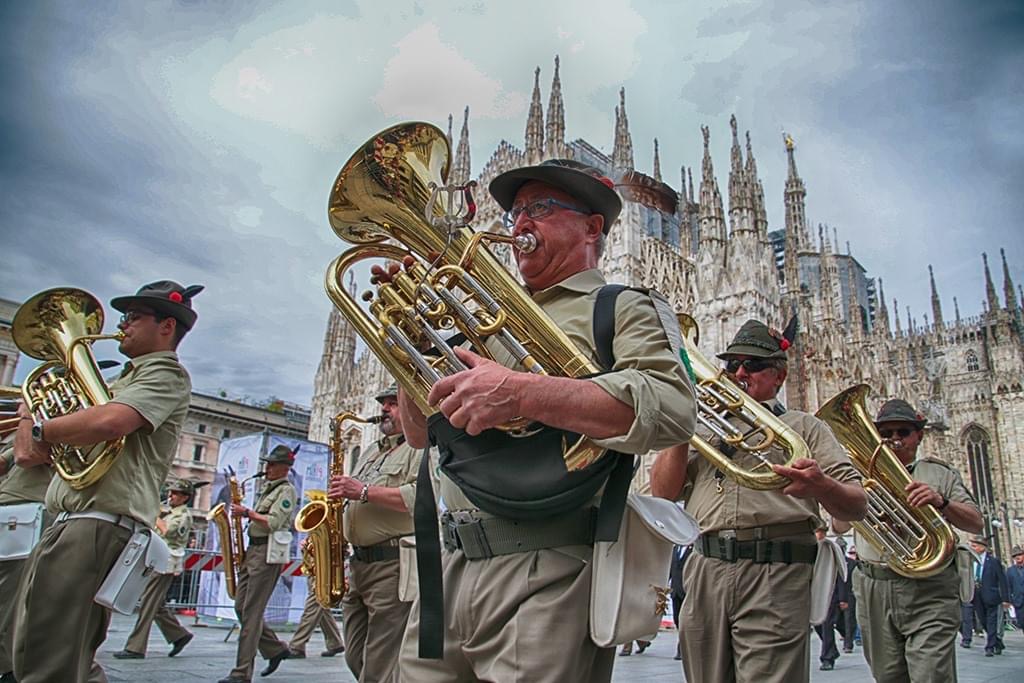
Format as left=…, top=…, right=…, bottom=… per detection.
left=879, top=427, right=915, bottom=439
left=118, top=310, right=158, bottom=326
left=724, top=358, right=775, bottom=374
left=502, top=198, right=587, bottom=228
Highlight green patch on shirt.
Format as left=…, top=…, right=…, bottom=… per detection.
left=281, top=499, right=291, bottom=509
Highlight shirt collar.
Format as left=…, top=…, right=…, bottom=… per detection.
left=530, top=269, right=606, bottom=304
left=120, top=350, right=179, bottom=376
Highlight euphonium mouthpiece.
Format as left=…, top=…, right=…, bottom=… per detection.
left=513, top=234, right=537, bottom=253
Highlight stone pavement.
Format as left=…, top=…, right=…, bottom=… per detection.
left=94, top=613, right=1023, bottom=682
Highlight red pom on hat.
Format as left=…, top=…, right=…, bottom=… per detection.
left=779, top=338, right=790, bottom=351
left=169, top=292, right=183, bottom=303
left=598, top=176, right=615, bottom=189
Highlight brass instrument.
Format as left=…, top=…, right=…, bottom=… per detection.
left=325, top=121, right=606, bottom=471
left=207, top=469, right=246, bottom=599
left=816, top=384, right=957, bottom=578
left=0, top=288, right=125, bottom=489
left=295, top=412, right=381, bottom=607
left=678, top=314, right=809, bottom=490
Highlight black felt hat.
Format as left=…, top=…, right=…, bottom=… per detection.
left=111, top=281, right=204, bottom=330
left=717, top=316, right=798, bottom=361
left=488, top=159, right=622, bottom=234
left=874, top=399, right=927, bottom=430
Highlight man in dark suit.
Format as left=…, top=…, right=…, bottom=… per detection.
left=968, top=537, right=1009, bottom=656
left=837, top=547, right=859, bottom=653
left=670, top=545, right=692, bottom=661
left=1007, top=545, right=1024, bottom=632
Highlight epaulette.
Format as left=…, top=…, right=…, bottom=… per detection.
left=918, top=456, right=955, bottom=470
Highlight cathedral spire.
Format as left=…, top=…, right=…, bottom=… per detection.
left=954, top=296, right=961, bottom=325
left=446, top=113, right=454, bottom=150
left=728, top=114, right=753, bottom=236
left=818, top=224, right=836, bottom=323
left=894, top=298, right=902, bottom=335
left=611, top=87, right=634, bottom=171
left=783, top=132, right=810, bottom=250
left=697, top=124, right=726, bottom=250
left=452, top=106, right=472, bottom=185
left=907, top=306, right=914, bottom=334
left=1001, top=248, right=1018, bottom=312
left=524, top=66, right=544, bottom=164
left=745, top=130, right=768, bottom=240
left=544, top=55, right=566, bottom=159
left=876, top=278, right=890, bottom=334
left=846, top=260, right=862, bottom=340
left=929, top=264, right=944, bottom=329
left=983, top=252, right=999, bottom=316
left=652, top=138, right=662, bottom=182
left=688, top=167, right=695, bottom=203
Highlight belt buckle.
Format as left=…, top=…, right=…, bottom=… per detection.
left=719, top=529, right=737, bottom=540
left=717, top=530, right=737, bottom=562
left=441, top=519, right=461, bottom=552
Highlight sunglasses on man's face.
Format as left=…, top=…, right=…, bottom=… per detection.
left=724, top=358, right=774, bottom=374
left=879, top=427, right=915, bottom=439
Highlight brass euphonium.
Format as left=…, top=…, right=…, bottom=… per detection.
left=677, top=314, right=810, bottom=490
left=0, top=288, right=125, bottom=489
left=325, top=122, right=605, bottom=471
left=295, top=411, right=381, bottom=608
left=816, top=384, right=957, bottom=578
left=207, top=471, right=246, bottom=599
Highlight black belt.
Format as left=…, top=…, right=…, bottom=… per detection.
left=248, top=536, right=268, bottom=546
left=702, top=519, right=816, bottom=542
left=697, top=535, right=817, bottom=564
left=441, top=508, right=595, bottom=561
left=351, top=542, right=401, bottom=563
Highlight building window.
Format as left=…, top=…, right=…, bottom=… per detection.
left=222, top=429, right=231, bottom=439
left=192, top=444, right=204, bottom=462
left=197, top=423, right=207, bottom=434
left=966, top=350, right=979, bottom=372
left=964, top=426, right=998, bottom=551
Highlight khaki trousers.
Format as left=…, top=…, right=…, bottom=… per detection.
left=342, top=559, right=410, bottom=682
left=398, top=546, right=615, bottom=683
left=680, top=552, right=813, bottom=683
left=228, top=547, right=288, bottom=680
left=853, top=565, right=960, bottom=683
left=289, top=576, right=343, bottom=653
left=123, top=572, right=191, bottom=654
left=12, top=518, right=132, bottom=683
left=0, top=557, right=28, bottom=673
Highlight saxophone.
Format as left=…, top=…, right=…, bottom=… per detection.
left=206, top=470, right=246, bottom=599
left=295, top=412, right=380, bottom=608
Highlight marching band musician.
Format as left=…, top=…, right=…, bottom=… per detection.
left=11, top=280, right=200, bottom=683
left=327, top=383, right=419, bottom=683
left=0, top=444, right=53, bottom=683
left=113, top=478, right=198, bottom=660
left=833, top=399, right=981, bottom=682
left=397, top=159, right=697, bottom=683
left=217, top=445, right=298, bottom=683
left=651, top=319, right=866, bottom=683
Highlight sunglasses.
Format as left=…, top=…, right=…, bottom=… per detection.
left=724, top=358, right=775, bottom=374
left=118, top=310, right=158, bottom=325
left=879, top=427, right=915, bottom=439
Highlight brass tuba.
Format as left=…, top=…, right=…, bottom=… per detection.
left=295, top=412, right=381, bottom=607
left=816, top=384, right=957, bottom=578
left=325, top=122, right=605, bottom=471
left=206, top=470, right=246, bottom=599
left=0, top=288, right=125, bottom=489
left=678, top=314, right=810, bottom=490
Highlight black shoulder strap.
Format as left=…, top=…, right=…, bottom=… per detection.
left=413, top=449, right=444, bottom=659
left=594, top=284, right=628, bottom=372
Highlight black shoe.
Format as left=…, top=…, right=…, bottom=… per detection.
left=994, top=646, right=1004, bottom=655
left=112, top=650, right=145, bottom=660
left=984, top=649, right=994, bottom=657
left=286, top=649, right=306, bottom=659
left=820, top=661, right=835, bottom=671
left=843, top=647, right=853, bottom=653
left=618, top=646, right=631, bottom=656
left=960, top=640, right=971, bottom=648
left=636, top=640, right=651, bottom=654
left=217, top=677, right=249, bottom=683
left=260, top=649, right=289, bottom=677
left=168, top=633, right=193, bottom=657
left=674, top=643, right=682, bottom=661
left=320, top=645, right=345, bottom=657
left=0, top=671, right=17, bottom=683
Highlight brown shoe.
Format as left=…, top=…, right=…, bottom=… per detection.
left=112, top=650, right=144, bottom=660
left=287, top=649, right=306, bottom=659
left=320, top=645, right=345, bottom=657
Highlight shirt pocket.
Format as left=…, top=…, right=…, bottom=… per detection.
left=375, top=458, right=409, bottom=488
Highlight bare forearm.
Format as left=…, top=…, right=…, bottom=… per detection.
left=832, top=518, right=853, bottom=535
left=399, top=389, right=429, bottom=449
left=818, top=480, right=867, bottom=522
left=13, top=420, right=50, bottom=467
left=651, top=443, right=690, bottom=500
left=365, top=486, right=408, bottom=513
left=944, top=501, right=983, bottom=534
left=39, top=404, right=145, bottom=446
left=517, top=374, right=634, bottom=439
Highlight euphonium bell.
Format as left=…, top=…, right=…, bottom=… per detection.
left=678, top=313, right=809, bottom=490
left=817, top=384, right=957, bottom=578
left=325, top=122, right=604, bottom=471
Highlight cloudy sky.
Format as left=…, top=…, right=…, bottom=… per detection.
left=2, top=0, right=1021, bottom=406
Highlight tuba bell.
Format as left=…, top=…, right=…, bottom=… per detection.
left=816, top=384, right=957, bottom=578
left=0, top=288, right=125, bottom=489
left=678, top=314, right=810, bottom=490
left=325, top=122, right=606, bottom=471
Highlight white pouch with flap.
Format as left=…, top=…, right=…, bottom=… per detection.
left=810, top=538, right=847, bottom=625
left=95, top=530, right=171, bottom=615
left=398, top=536, right=418, bottom=602
left=589, top=494, right=700, bottom=647
left=267, top=530, right=292, bottom=565
left=0, top=503, right=45, bottom=561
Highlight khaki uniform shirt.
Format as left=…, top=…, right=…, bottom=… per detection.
left=683, top=400, right=860, bottom=532
left=439, top=268, right=697, bottom=513
left=46, top=351, right=191, bottom=525
left=161, top=503, right=192, bottom=551
left=0, top=445, right=53, bottom=505
left=855, top=456, right=977, bottom=565
left=248, top=477, right=297, bottom=538
left=344, top=434, right=418, bottom=546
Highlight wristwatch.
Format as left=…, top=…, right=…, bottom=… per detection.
left=359, top=483, right=370, bottom=504
left=937, top=495, right=950, bottom=511
left=31, top=420, right=46, bottom=443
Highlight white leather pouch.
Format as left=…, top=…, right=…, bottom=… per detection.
left=168, top=547, right=186, bottom=575
left=956, top=543, right=978, bottom=603
left=0, top=503, right=45, bottom=561
left=589, top=494, right=700, bottom=647
left=95, top=530, right=171, bottom=615
left=266, top=530, right=292, bottom=565
left=398, top=536, right=417, bottom=602
left=810, top=538, right=846, bottom=625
